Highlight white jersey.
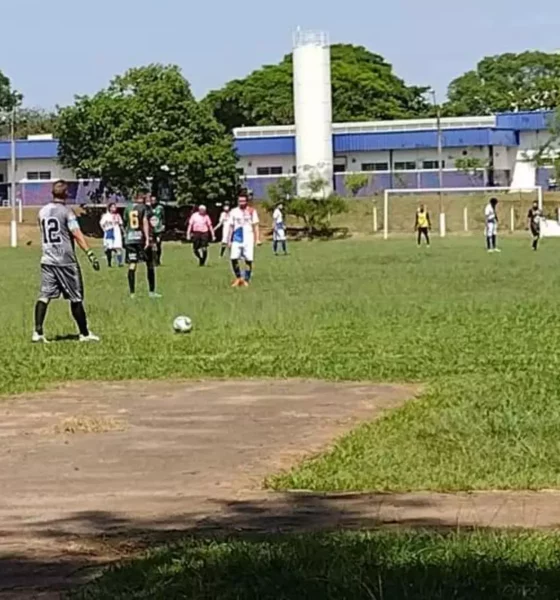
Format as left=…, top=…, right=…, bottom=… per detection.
left=273, top=208, right=284, bottom=227
left=230, top=206, right=259, bottom=245
left=484, top=203, right=497, bottom=224
left=218, top=210, right=231, bottom=243
left=100, top=212, right=123, bottom=249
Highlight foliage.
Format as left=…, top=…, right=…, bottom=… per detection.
left=0, top=69, right=20, bottom=113
left=289, top=194, right=348, bottom=235
left=14, top=107, right=58, bottom=138
left=262, top=177, right=296, bottom=214
left=74, top=531, right=560, bottom=600
left=204, top=44, right=431, bottom=130
left=344, top=172, right=370, bottom=196
left=455, top=156, right=488, bottom=185
left=445, top=51, right=560, bottom=115
left=57, top=64, right=238, bottom=203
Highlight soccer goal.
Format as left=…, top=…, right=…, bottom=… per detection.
left=382, top=186, right=544, bottom=239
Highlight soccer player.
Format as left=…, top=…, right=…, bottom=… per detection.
left=123, top=191, right=160, bottom=298
left=100, top=202, right=124, bottom=267
left=415, top=204, right=431, bottom=246
left=149, top=195, right=165, bottom=266
left=527, top=200, right=543, bottom=251
left=33, top=180, right=100, bottom=343
left=484, top=197, right=500, bottom=252
left=229, top=194, right=260, bottom=287
left=272, top=202, right=288, bottom=255
left=187, top=205, right=215, bottom=266
left=215, top=204, right=231, bottom=258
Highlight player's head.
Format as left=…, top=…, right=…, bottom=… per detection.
left=490, top=197, right=498, bottom=208
left=277, top=202, right=283, bottom=210
left=223, top=203, right=230, bottom=213
left=108, top=202, right=117, bottom=214
left=151, top=195, right=158, bottom=205
left=238, top=195, right=248, bottom=209
left=533, top=200, right=539, bottom=208
left=135, top=190, right=146, bottom=204
left=419, top=204, right=425, bottom=212
left=145, top=193, right=153, bottom=206
left=52, top=180, right=68, bottom=203
left=198, top=204, right=207, bottom=214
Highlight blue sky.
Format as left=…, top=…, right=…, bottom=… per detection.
left=4, top=0, right=560, bottom=108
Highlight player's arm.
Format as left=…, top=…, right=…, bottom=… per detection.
left=414, top=213, right=418, bottom=231
left=527, top=210, right=532, bottom=230
left=253, top=211, right=261, bottom=245
left=68, top=212, right=100, bottom=271
left=142, top=209, right=151, bottom=249
left=427, top=212, right=431, bottom=230
left=186, top=215, right=193, bottom=241
left=209, top=216, right=216, bottom=241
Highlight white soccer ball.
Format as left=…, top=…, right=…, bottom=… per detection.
left=173, top=316, right=193, bottom=334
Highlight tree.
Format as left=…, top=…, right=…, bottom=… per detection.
left=57, top=64, right=238, bottom=203
left=445, top=52, right=560, bottom=116
left=454, top=156, right=488, bottom=186
left=204, top=44, right=430, bottom=130
left=344, top=173, right=370, bottom=196
left=14, top=108, right=58, bottom=138
left=0, top=70, right=21, bottom=113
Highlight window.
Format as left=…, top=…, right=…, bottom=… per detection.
left=361, top=162, right=388, bottom=172
left=422, top=160, right=445, bottom=170
left=256, top=166, right=283, bottom=175
left=394, top=161, right=417, bottom=171
left=26, top=171, right=52, bottom=180
left=333, top=164, right=346, bottom=173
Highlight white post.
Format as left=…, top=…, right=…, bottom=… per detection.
left=557, top=206, right=560, bottom=224
left=538, top=186, right=543, bottom=210
left=439, top=212, right=446, bottom=237
left=510, top=206, right=515, bottom=232
left=372, top=204, right=378, bottom=233
left=383, top=190, right=389, bottom=239
left=9, top=107, right=17, bottom=248
left=18, top=196, right=22, bottom=223
left=463, top=206, right=468, bottom=232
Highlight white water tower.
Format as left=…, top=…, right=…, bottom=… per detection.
left=292, top=29, right=333, bottom=198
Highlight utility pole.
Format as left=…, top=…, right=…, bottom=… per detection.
left=430, top=89, right=445, bottom=237
left=10, top=106, right=17, bottom=248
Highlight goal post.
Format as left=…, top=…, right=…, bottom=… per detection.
left=383, top=186, right=544, bottom=239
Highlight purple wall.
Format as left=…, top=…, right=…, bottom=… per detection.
left=16, top=180, right=103, bottom=206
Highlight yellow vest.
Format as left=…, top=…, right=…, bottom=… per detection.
left=417, top=211, right=428, bottom=228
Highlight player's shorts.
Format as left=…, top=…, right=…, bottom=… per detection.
left=126, top=244, right=153, bottom=265
left=531, top=223, right=540, bottom=237
left=273, top=225, right=286, bottom=242
left=40, top=263, right=84, bottom=303
left=192, top=232, right=210, bottom=252
left=230, top=241, right=254, bottom=262
left=485, top=223, right=497, bottom=237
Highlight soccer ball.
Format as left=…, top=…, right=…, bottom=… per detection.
left=173, top=316, right=193, bottom=334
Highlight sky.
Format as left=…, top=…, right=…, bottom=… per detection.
left=3, top=0, right=560, bottom=109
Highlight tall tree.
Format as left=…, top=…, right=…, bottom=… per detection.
left=204, top=44, right=430, bottom=130
left=0, top=69, right=21, bottom=112
left=445, top=51, right=560, bottom=116
left=14, top=108, right=58, bottom=138
left=57, top=64, right=238, bottom=203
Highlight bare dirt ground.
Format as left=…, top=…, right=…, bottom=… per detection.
left=0, top=379, right=414, bottom=598
left=3, top=379, right=560, bottom=599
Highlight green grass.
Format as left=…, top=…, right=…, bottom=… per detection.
left=3, top=237, right=560, bottom=491
left=72, top=530, right=560, bottom=599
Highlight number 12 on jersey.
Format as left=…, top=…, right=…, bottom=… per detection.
left=41, top=218, right=62, bottom=245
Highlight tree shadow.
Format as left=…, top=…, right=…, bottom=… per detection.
left=2, top=492, right=560, bottom=598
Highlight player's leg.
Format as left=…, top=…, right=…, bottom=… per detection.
left=126, top=246, right=139, bottom=296
left=531, top=225, right=539, bottom=250
left=424, top=228, right=430, bottom=246
left=116, top=248, right=124, bottom=267
left=230, top=242, right=243, bottom=286
left=145, top=247, right=160, bottom=297
left=417, top=228, right=422, bottom=246
left=200, top=234, right=209, bottom=266
left=155, top=235, right=162, bottom=266
left=105, top=249, right=113, bottom=267
left=243, top=244, right=255, bottom=284
left=58, top=265, right=98, bottom=341
left=33, top=265, right=59, bottom=342
left=273, top=230, right=278, bottom=255
left=220, top=243, right=227, bottom=258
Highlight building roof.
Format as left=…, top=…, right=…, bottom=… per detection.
left=0, top=139, right=58, bottom=160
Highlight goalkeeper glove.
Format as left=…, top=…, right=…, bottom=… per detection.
left=86, top=250, right=100, bottom=271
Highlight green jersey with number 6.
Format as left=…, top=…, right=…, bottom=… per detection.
left=124, top=203, right=148, bottom=246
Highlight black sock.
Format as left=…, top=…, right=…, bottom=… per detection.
left=156, top=240, right=162, bottom=265
left=492, top=235, right=497, bottom=249
left=128, top=269, right=136, bottom=294
left=486, top=236, right=492, bottom=250
left=231, top=259, right=241, bottom=278
left=34, top=300, right=48, bottom=335
left=220, top=244, right=226, bottom=257
left=105, top=250, right=112, bottom=267
left=201, top=248, right=208, bottom=266
left=70, top=302, right=89, bottom=337
left=147, top=266, right=156, bottom=293
left=273, top=241, right=278, bottom=254
left=281, top=241, right=287, bottom=253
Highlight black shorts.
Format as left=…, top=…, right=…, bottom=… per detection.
left=40, top=263, right=84, bottom=303
left=192, top=232, right=210, bottom=251
left=531, top=224, right=540, bottom=237
left=126, top=244, right=154, bottom=265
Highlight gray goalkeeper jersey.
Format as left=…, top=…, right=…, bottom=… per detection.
left=38, top=202, right=79, bottom=266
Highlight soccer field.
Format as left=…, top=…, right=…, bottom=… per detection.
left=2, top=236, right=560, bottom=492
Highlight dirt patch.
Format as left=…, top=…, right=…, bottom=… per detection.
left=0, top=378, right=416, bottom=597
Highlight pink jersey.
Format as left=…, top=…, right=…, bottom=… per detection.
left=189, top=212, right=213, bottom=233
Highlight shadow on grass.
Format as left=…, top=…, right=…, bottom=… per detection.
left=3, top=493, right=560, bottom=598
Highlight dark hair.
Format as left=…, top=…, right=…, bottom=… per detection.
left=490, top=197, right=498, bottom=207
left=107, top=202, right=116, bottom=210
left=52, top=180, right=68, bottom=200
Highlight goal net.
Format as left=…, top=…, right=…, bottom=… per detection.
left=382, top=186, right=545, bottom=239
